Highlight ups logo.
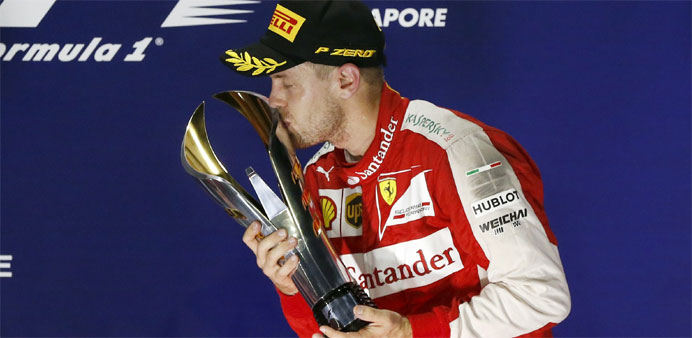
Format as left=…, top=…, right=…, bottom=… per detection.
left=345, top=193, right=362, bottom=228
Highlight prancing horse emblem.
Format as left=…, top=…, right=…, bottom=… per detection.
left=316, top=166, right=334, bottom=181
left=378, top=178, right=397, bottom=206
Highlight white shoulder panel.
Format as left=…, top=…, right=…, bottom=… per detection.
left=304, top=142, right=335, bottom=172
left=400, top=100, right=482, bottom=150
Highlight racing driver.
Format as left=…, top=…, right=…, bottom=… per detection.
left=221, top=1, right=571, bottom=337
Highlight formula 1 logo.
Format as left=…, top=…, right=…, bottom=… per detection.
left=0, top=0, right=258, bottom=28
left=162, top=0, right=259, bottom=28
left=0, top=0, right=56, bottom=27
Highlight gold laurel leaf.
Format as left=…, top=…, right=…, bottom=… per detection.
left=237, top=64, right=254, bottom=71
left=252, top=68, right=265, bottom=76
left=251, top=56, right=263, bottom=67
left=225, top=50, right=239, bottom=59
left=263, top=58, right=278, bottom=65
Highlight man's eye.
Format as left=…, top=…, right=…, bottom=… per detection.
left=284, top=83, right=293, bottom=89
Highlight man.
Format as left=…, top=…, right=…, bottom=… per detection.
left=222, top=1, right=571, bottom=337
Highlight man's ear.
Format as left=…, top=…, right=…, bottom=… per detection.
left=334, top=63, right=361, bottom=99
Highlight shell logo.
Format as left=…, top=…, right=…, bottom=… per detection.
left=320, top=197, right=337, bottom=230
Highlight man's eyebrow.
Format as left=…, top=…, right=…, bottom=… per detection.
left=271, top=74, right=286, bottom=79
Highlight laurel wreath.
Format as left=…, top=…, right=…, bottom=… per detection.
left=224, top=50, right=286, bottom=76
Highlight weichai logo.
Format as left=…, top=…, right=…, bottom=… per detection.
left=268, top=4, right=305, bottom=42
left=478, top=208, right=528, bottom=236
left=340, top=228, right=463, bottom=299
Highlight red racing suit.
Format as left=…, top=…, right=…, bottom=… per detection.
left=278, top=84, right=571, bottom=337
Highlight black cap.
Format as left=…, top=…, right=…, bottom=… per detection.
left=221, top=0, right=386, bottom=77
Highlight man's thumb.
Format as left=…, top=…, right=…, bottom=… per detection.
left=353, top=305, right=378, bottom=321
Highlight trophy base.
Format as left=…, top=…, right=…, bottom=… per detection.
left=312, top=282, right=376, bottom=332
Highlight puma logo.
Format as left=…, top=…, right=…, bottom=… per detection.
left=316, top=166, right=334, bottom=181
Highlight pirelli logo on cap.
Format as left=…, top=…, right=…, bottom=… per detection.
left=268, top=4, right=305, bottom=42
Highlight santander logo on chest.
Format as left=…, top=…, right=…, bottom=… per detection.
left=340, top=228, right=463, bottom=299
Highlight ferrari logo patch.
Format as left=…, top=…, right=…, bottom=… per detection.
left=379, top=178, right=397, bottom=206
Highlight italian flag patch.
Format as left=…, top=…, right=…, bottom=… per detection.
left=466, top=161, right=502, bottom=176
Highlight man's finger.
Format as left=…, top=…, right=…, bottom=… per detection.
left=266, top=236, right=297, bottom=267
left=242, top=222, right=261, bottom=254
left=318, top=326, right=350, bottom=338
left=256, top=228, right=287, bottom=267
left=277, top=253, right=299, bottom=277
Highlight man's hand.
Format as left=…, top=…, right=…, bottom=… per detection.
left=242, top=221, right=300, bottom=295
left=313, top=306, right=412, bottom=338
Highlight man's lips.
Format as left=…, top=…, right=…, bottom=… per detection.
left=279, top=114, right=292, bottom=129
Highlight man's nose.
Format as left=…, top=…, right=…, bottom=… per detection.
left=268, top=88, right=286, bottom=109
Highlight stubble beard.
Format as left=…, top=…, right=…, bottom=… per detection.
left=287, top=96, right=344, bottom=149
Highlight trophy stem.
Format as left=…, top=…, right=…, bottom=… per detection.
left=188, top=91, right=379, bottom=333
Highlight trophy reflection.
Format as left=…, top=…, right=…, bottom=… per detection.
left=181, top=91, right=375, bottom=332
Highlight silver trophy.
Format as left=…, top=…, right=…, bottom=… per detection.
left=181, top=91, right=375, bottom=332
